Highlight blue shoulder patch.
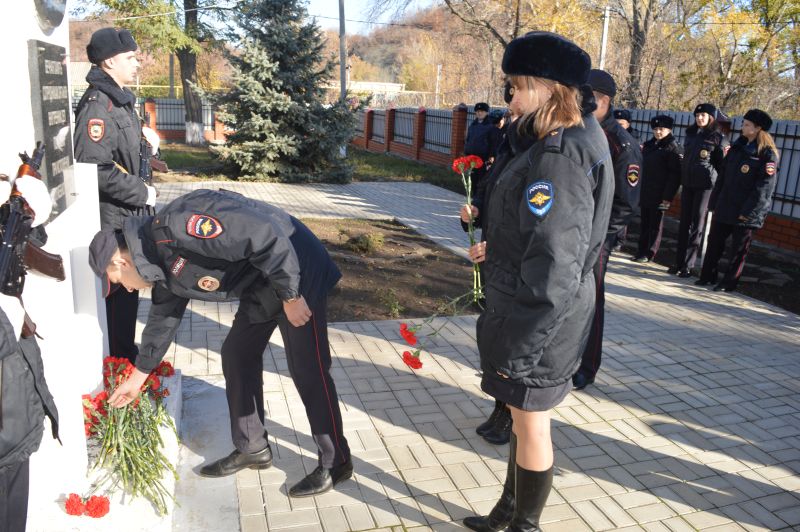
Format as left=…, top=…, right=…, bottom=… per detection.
left=526, top=181, right=554, bottom=218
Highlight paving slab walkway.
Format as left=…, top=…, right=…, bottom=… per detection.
left=152, top=182, right=800, bottom=532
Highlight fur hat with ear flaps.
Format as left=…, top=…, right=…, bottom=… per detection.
left=502, top=31, right=591, bottom=88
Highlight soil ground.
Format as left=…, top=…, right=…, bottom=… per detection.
left=300, top=219, right=479, bottom=322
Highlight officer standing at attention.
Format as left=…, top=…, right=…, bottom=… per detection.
left=633, top=115, right=683, bottom=263
left=74, top=28, right=157, bottom=363
left=669, top=103, right=728, bottom=278
left=88, top=189, right=352, bottom=497
left=572, top=69, right=641, bottom=390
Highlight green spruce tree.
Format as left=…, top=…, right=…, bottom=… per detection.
left=211, top=0, right=354, bottom=182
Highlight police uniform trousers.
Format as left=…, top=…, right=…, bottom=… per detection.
left=698, top=221, right=754, bottom=290
left=221, top=295, right=350, bottom=469
left=577, top=234, right=614, bottom=379
left=637, top=206, right=666, bottom=260
left=675, top=187, right=712, bottom=272
left=0, top=459, right=30, bottom=532
left=106, top=287, right=140, bottom=363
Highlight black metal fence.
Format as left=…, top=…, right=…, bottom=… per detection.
left=393, top=109, right=414, bottom=145
left=423, top=109, right=452, bottom=154
left=629, top=109, right=800, bottom=219
left=151, top=98, right=215, bottom=131
left=372, top=110, right=386, bottom=143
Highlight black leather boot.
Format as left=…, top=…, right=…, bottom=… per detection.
left=483, top=406, right=512, bottom=445
left=463, top=434, right=517, bottom=531
left=507, top=465, right=554, bottom=531
left=476, top=400, right=505, bottom=436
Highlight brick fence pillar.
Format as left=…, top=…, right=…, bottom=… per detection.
left=413, top=107, right=426, bottom=160
left=213, top=115, right=226, bottom=141
left=144, top=98, right=158, bottom=135
left=451, top=103, right=468, bottom=159
left=385, top=108, right=396, bottom=152
left=364, top=109, right=374, bottom=150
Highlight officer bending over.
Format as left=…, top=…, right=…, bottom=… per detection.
left=88, top=189, right=351, bottom=497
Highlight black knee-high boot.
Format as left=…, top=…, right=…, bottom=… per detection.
left=463, top=433, right=517, bottom=531
left=508, top=464, right=553, bottom=531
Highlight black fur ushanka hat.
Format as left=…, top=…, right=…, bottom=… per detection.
left=502, top=31, right=591, bottom=87
left=743, top=109, right=773, bottom=131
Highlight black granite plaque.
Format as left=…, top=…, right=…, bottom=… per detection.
left=28, top=40, right=74, bottom=217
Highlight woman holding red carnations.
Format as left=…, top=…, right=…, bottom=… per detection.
left=461, top=32, right=613, bottom=531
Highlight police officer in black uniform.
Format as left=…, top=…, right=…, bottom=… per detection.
left=74, top=28, right=157, bottom=363
left=464, top=102, right=495, bottom=185
left=670, top=103, right=729, bottom=277
left=697, top=109, right=779, bottom=292
left=613, top=108, right=640, bottom=142
left=634, top=115, right=683, bottom=263
left=87, top=189, right=352, bottom=497
left=572, top=69, right=641, bottom=391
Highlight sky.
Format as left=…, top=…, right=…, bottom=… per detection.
left=305, top=0, right=377, bottom=35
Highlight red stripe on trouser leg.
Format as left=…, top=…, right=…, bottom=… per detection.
left=311, top=314, right=345, bottom=461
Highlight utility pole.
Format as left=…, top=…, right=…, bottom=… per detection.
left=169, top=54, right=175, bottom=98
left=599, top=6, right=610, bottom=70
left=339, top=0, right=347, bottom=157
left=434, top=64, right=442, bottom=108
left=338, top=0, right=347, bottom=102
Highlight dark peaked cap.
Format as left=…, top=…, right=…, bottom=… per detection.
left=87, top=27, right=138, bottom=65
left=502, top=31, right=591, bottom=87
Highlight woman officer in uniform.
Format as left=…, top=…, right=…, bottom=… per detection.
left=461, top=32, right=613, bottom=531
left=696, top=109, right=779, bottom=292
left=671, top=103, right=729, bottom=277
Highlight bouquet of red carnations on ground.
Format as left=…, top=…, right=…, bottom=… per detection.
left=78, top=357, right=177, bottom=516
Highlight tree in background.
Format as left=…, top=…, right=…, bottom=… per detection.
left=208, top=0, right=354, bottom=182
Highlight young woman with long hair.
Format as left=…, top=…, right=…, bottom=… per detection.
left=460, top=32, right=613, bottom=531
left=696, top=109, right=779, bottom=292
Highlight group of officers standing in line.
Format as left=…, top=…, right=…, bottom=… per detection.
left=0, top=22, right=782, bottom=532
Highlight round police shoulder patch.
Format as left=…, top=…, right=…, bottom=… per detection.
left=526, top=181, right=554, bottom=218
left=186, top=214, right=224, bottom=239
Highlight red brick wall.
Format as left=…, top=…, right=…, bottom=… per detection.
left=665, top=193, right=799, bottom=253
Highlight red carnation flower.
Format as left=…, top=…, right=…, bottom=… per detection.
left=400, top=329, right=418, bottom=346
left=402, top=351, right=423, bottom=369
left=65, top=493, right=85, bottom=516
left=452, top=158, right=467, bottom=173
left=466, top=155, right=484, bottom=169
left=85, top=495, right=110, bottom=518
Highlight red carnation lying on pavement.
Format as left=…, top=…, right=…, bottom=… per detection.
left=85, top=495, right=110, bottom=518
left=402, top=351, right=423, bottom=369
left=399, top=324, right=418, bottom=346
left=65, top=493, right=85, bottom=516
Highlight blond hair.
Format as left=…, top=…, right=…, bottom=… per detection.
left=509, top=75, right=583, bottom=139
left=756, top=129, right=779, bottom=159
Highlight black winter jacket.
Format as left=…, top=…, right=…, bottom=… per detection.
left=0, top=309, right=59, bottom=470
left=599, top=108, right=641, bottom=235
left=640, top=134, right=683, bottom=208
left=74, top=66, right=150, bottom=231
left=709, top=137, right=778, bottom=228
left=682, top=123, right=729, bottom=190
left=464, top=118, right=495, bottom=160
left=123, top=189, right=341, bottom=373
left=477, top=110, right=614, bottom=389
